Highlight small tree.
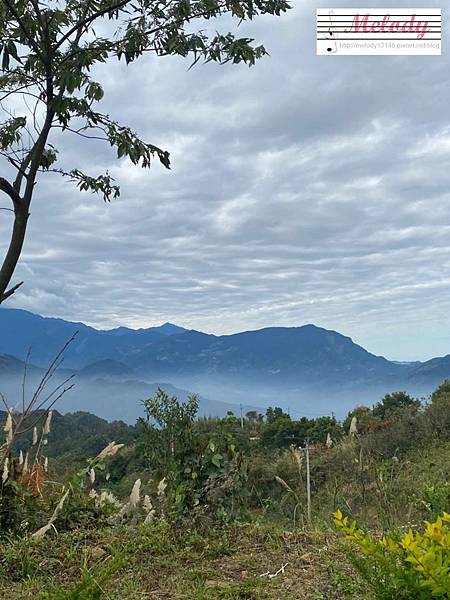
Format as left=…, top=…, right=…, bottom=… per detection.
left=142, top=387, right=199, bottom=476
left=265, top=406, right=289, bottom=423
left=0, top=0, right=290, bottom=302
left=372, top=391, right=420, bottom=420
left=142, top=388, right=247, bottom=517
left=428, top=380, right=450, bottom=438
left=307, top=415, right=341, bottom=444
left=431, top=379, right=450, bottom=406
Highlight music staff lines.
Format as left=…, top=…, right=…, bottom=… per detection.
left=317, top=14, right=441, bottom=17
left=317, top=21, right=441, bottom=24
left=316, top=8, right=441, bottom=55
left=316, top=37, right=442, bottom=40
left=317, top=25, right=442, bottom=28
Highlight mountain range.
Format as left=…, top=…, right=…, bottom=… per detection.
left=0, top=307, right=449, bottom=422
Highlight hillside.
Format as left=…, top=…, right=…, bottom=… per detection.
left=2, top=308, right=450, bottom=419
left=0, top=309, right=402, bottom=384
left=0, top=308, right=187, bottom=369
left=407, top=354, right=450, bottom=387
left=0, top=353, right=258, bottom=423
left=1, top=382, right=449, bottom=600
left=129, top=324, right=402, bottom=382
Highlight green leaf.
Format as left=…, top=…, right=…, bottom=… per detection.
left=211, top=454, right=223, bottom=468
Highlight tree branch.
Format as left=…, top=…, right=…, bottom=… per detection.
left=0, top=182, right=29, bottom=302
left=55, top=0, right=133, bottom=51
left=0, top=177, right=22, bottom=207
left=1, top=280, right=24, bottom=302
left=2, top=0, right=45, bottom=60
left=13, top=150, right=33, bottom=195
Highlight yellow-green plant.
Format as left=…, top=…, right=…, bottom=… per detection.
left=333, top=509, right=450, bottom=599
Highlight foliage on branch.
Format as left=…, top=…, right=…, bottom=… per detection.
left=0, top=0, right=290, bottom=301
left=334, top=509, right=450, bottom=599
left=0, top=0, right=290, bottom=182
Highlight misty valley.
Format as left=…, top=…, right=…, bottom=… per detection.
left=0, top=1, right=449, bottom=597
left=1, top=308, right=449, bottom=423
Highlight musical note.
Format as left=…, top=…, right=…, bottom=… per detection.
left=316, top=8, right=441, bottom=56
left=325, top=10, right=337, bottom=53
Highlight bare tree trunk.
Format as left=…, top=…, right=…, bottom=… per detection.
left=0, top=200, right=28, bottom=303
left=0, top=110, right=54, bottom=304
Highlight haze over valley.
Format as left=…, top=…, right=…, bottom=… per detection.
left=1, top=307, right=449, bottom=423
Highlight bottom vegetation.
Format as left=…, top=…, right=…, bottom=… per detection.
left=0, top=380, right=449, bottom=598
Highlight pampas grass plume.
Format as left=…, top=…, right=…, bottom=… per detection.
left=43, top=411, right=53, bottom=435
left=31, top=489, right=69, bottom=539
left=4, top=412, right=13, bottom=444
left=143, top=495, right=156, bottom=524
left=129, top=478, right=141, bottom=508
left=98, top=491, right=121, bottom=508
left=275, top=475, right=294, bottom=493
left=2, top=458, right=8, bottom=483
left=23, top=452, right=28, bottom=474
left=289, top=445, right=303, bottom=472
left=96, top=441, right=125, bottom=461
left=3, top=412, right=12, bottom=433
left=157, top=477, right=167, bottom=499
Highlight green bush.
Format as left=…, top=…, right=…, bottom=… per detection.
left=417, top=481, right=450, bottom=521
left=333, top=509, right=450, bottom=599
left=142, top=388, right=248, bottom=520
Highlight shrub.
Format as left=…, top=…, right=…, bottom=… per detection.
left=416, top=481, right=450, bottom=521
left=142, top=389, right=248, bottom=520
left=333, top=509, right=450, bottom=599
left=173, top=435, right=248, bottom=521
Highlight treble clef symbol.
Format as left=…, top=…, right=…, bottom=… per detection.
left=325, top=10, right=338, bottom=53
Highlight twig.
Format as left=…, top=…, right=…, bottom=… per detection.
left=0, top=281, right=24, bottom=302
left=259, top=563, right=289, bottom=578
left=22, top=348, right=31, bottom=413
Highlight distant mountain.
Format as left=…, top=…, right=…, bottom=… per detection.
left=0, top=308, right=188, bottom=369
left=0, top=353, right=30, bottom=375
left=1, top=306, right=406, bottom=384
left=129, top=325, right=402, bottom=383
left=103, top=322, right=187, bottom=337
left=407, top=355, right=450, bottom=388
left=0, top=352, right=257, bottom=423
left=1, top=307, right=450, bottom=420
left=78, top=359, right=136, bottom=380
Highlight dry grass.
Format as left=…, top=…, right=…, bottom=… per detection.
left=0, top=520, right=366, bottom=599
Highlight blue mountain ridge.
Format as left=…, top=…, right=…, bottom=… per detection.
left=0, top=307, right=449, bottom=420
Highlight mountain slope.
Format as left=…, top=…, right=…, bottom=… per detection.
left=407, top=355, right=450, bottom=387
left=0, top=308, right=187, bottom=369
left=2, top=308, right=450, bottom=420
left=77, top=359, right=136, bottom=380
left=0, top=353, right=256, bottom=423
left=0, top=309, right=406, bottom=385
left=130, top=324, right=404, bottom=384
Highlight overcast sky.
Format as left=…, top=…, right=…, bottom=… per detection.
left=2, top=0, right=449, bottom=361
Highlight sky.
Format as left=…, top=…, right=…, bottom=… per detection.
left=2, top=0, right=449, bottom=362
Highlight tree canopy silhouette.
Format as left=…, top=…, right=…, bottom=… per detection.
left=0, top=0, right=290, bottom=302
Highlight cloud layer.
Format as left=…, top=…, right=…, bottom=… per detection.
left=2, top=0, right=449, bottom=361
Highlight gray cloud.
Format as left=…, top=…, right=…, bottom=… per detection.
left=2, top=0, right=450, bottom=361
